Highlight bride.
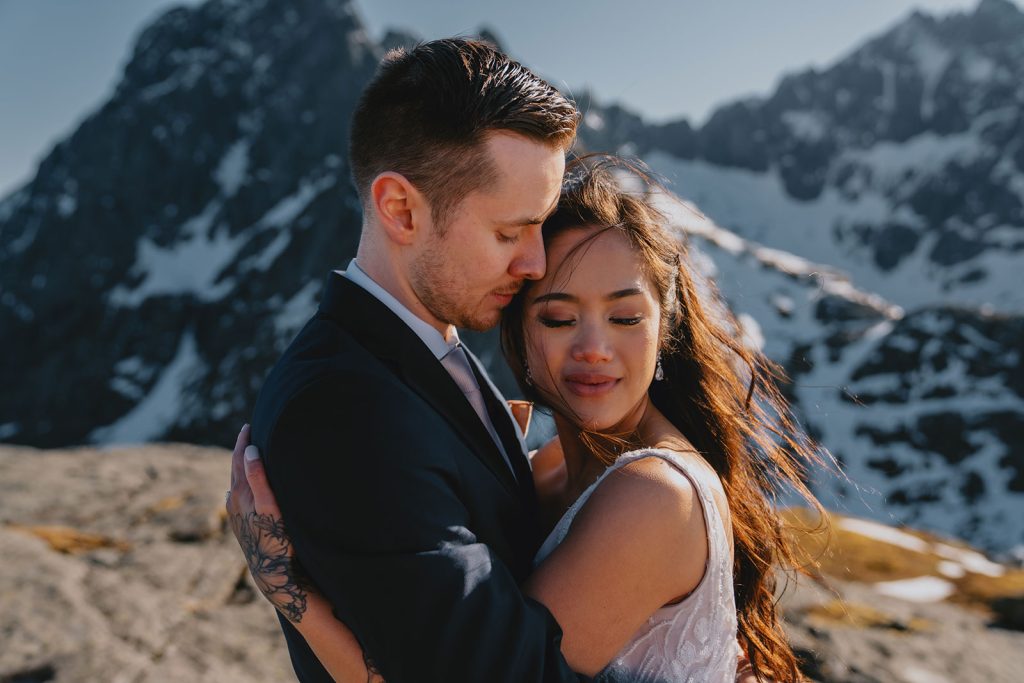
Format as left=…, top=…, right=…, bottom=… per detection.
left=227, top=155, right=827, bottom=682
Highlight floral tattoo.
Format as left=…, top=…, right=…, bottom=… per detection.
left=231, top=511, right=313, bottom=623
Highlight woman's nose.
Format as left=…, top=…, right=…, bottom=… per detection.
left=571, top=327, right=613, bottom=364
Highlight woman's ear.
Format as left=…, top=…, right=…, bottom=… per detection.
left=370, top=172, right=425, bottom=246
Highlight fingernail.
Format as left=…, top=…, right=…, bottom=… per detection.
left=244, top=445, right=259, bottom=462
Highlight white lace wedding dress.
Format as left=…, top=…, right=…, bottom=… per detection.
left=534, top=448, right=740, bottom=682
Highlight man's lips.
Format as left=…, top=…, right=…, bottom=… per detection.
left=492, top=287, right=521, bottom=305
left=564, top=373, right=620, bottom=397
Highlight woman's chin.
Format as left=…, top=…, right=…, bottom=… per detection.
left=574, top=412, right=626, bottom=434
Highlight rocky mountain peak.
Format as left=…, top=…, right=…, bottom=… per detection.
left=0, top=0, right=380, bottom=447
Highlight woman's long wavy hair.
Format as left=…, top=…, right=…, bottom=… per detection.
left=501, top=154, right=830, bottom=683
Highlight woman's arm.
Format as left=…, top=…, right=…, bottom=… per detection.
left=524, top=456, right=710, bottom=677
left=226, top=425, right=383, bottom=683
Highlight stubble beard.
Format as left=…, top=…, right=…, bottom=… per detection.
left=410, top=237, right=499, bottom=332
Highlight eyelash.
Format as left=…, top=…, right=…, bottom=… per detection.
left=497, top=232, right=520, bottom=244
left=538, top=317, right=643, bottom=328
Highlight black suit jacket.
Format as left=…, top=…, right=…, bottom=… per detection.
left=251, top=272, right=582, bottom=682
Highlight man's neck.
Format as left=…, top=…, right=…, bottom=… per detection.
left=353, top=248, right=456, bottom=342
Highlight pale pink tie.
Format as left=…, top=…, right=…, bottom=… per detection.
left=441, top=343, right=516, bottom=476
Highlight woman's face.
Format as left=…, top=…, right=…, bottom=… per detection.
left=523, top=227, right=662, bottom=432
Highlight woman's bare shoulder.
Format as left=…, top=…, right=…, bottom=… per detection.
left=573, top=452, right=704, bottom=547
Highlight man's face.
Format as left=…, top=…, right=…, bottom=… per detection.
left=409, top=132, right=566, bottom=332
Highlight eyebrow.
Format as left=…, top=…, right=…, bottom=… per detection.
left=531, top=288, right=645, bottom=305
left=504, top=196, right=560, bottom=227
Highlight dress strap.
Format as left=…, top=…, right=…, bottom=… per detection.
left=609, top=449, right=732, bottom=571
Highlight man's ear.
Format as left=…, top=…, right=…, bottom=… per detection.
left=370, top=172, right=427, bottom=246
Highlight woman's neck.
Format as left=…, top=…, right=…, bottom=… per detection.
left=553, top=397, right=679, bottom=497
left=553, top=413, right=607, bottom=497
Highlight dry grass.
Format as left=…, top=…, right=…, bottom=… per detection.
left=7, top=523, right=131, bottom=554
left=780, top=507, right=1024, bottom=612
left=805, top=599, right=934, bottom=632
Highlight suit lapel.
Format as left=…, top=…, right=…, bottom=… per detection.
left=464, top=348, right=538, bottom=506
left=317, top=272, right=520, bottom=497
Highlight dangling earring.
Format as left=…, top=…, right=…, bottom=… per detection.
left=524, top=362, right=534, bottom=386
left=654, top=353, right=665, bottom=381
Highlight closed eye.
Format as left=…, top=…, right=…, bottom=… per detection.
left=538, top=317, right=574, bottom=328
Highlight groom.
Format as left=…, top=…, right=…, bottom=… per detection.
left=241, top=39, right=584, bottom=681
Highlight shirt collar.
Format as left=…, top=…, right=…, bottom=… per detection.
left=339, top=259, right=460, bottom=361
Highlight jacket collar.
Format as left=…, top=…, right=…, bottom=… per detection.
left=318, top=271, right=522, bottom=497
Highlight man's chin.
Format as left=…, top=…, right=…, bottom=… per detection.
left=458, top=309, right=502, bottom=333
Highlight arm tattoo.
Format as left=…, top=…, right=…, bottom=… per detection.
left=231, top=511, right=314, bottom=623
left=230, top=511, right=386, bottom=680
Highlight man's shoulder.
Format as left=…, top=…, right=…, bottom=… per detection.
left=254, top=318, right=387, bottom=423
left=258, top=315, right=375, bottom=394
left=252, top=314, right=447, bottom=444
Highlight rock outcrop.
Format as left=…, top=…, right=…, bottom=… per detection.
left=2, top=444, right=1023, bottom=682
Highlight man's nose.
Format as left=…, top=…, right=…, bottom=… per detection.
left=509, top=225, right=545, bottom=281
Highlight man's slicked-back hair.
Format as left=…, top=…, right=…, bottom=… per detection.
left=349, top=38, right=581, bottom=226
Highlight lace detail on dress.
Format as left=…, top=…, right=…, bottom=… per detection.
left=534, top=448, right=740, bottom=683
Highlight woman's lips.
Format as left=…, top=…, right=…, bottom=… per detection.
left=564, top=373, right=620, bottom=397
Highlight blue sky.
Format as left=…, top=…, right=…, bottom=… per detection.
left=0, top=0, right=996, bottom=196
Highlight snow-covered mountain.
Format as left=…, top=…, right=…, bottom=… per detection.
left=583, top=0, right=1024, bottom=313
left=654, top=196, right=1022, bottom=554
left=0, top=0, right=1020, bottom=552
left=0, top=0, right=379, bottom=447
left=589, top=0, right=1024, bottom=553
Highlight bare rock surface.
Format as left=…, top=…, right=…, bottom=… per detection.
left=781, top=577, right=1024, bottom=683
left=2, top=443, right=1022, bottom=682
left=0, top=444, right=292, bottom=683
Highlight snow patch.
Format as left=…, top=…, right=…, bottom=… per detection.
left=0, top=188, right=28, bottom=223
left=110, top=377, right=145, bottom=401
left=894, top=20, right=953, bottom=119
left=960, top=52, right=996, bottom=84
left=5, top=216, right=40, bottom=255
left=239, top=173, right=337, bottom=273
left=737, top=313, right=765, bottom=351
left=259, top=174, right=335, bottom=228
left=214, top=139, right=249, bottom=197
left=932, top=543, right=1005, bottom=577
left=90, top=332, right=201, bottom=444
left=838, top=518, right=931, bottom=553
left=108, top=201, right=243, bottom=306
left=841, top=129, right=982, bottom=193
left=878, top=62, right=897, bottom=115
left=873, top=575, right=955, bottom=602
left=108, top=355, right=156, bottom=401
left=274, top=280, right=320, bottom=337
left=56, top=193, right=77, bottom=218
left=936, top=560, right=966, bottom=578
left=781, top=110, right=827, bottom=143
